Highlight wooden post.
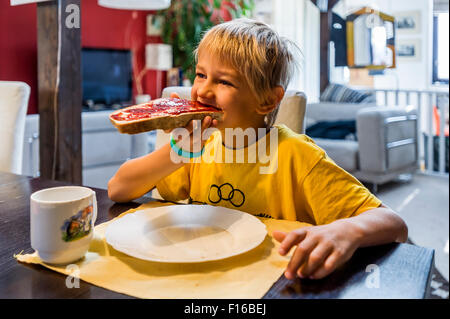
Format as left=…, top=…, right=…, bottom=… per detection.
left=313, top=0, right=340, bottom=94
left=319, top=10, right=332, bottom=94
left=37, top=0, right=82, bottom=183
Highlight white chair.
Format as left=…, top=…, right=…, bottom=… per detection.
left=0, top=81, right=30, bottom=175
left=155, top=86, right=307, bottom=149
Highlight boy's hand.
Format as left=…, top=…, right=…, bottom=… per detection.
left=165, top=92, right=218, bottom=152
left=272, top=221, right=360, bottom=280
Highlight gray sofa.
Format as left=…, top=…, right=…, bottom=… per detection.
left=306, top=102, right=418, bottom=192
left=22, top=111, right=151, bottom=189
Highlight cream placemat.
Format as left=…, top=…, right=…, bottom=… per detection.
left=15, top=202, right=310, bottom=299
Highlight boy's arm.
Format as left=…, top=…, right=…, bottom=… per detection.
left=343, top=204, right=408, bottom=246
left=273, top=205, right=408, bottom=280
left=107, top=143, right=185, bottom=203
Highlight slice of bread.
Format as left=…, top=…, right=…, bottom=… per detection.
left=109, top=98, right=224, bottom=134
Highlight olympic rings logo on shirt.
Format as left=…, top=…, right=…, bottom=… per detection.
left=207, top=183, right=245, bottom=208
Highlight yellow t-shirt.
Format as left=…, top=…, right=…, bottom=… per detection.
left=156, top=124, right=382, bottom=225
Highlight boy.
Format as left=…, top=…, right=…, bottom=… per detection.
left=108, top=18, right=408, bottom=280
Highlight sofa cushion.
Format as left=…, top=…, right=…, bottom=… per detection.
left=320, top=83, right=376, bottom=104
left=313, top=138, right=359, bottom=173
left=306, top=102, right=374, bottom=123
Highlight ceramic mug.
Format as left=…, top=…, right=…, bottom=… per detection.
left=30, top=186, right=97, bottom=265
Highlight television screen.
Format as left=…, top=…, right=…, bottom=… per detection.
left=82, top=48, right=132, bottom=106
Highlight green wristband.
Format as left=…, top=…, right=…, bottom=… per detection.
left=170, top=134, right=205, bottom=159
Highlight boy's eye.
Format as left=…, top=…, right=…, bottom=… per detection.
left=195, top=73, right=234, bottom=87
left=219, top=80, right=233, bottom=86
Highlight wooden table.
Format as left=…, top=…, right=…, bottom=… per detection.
left=0, top=171, right=435, bottom=299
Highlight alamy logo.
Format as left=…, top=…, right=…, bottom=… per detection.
left=65, top=264, right=80, bottom=289
left=365, top=264, right=380, bottom=289
left=169, top=121, right=279, bottom=174
left=65, top=4, right=80, bottom=29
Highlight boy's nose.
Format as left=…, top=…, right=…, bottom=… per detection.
left=197, top=82, right=214, bottom=100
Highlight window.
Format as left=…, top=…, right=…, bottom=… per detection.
left=432, top=12, right=449, bottom=84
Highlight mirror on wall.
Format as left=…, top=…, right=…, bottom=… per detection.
left=346, top=7, right=396, bottom=69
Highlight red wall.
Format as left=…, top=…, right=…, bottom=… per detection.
left=0, top=2, right=38, bottom=114
left=0, top=1, right=163, bottom=114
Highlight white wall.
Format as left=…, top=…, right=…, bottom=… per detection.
left=333, top=0, right=435, bottom=91
left=253, top=0, right=440, bottom=95
left=253, top=0, right=321, bottom=102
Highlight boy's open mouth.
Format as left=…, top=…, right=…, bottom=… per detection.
left=196, top=101, right=222, bottom=111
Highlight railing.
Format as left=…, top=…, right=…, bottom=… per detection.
left=358, top=88, right=449, bottom=176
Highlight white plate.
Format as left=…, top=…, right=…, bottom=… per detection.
left=105, top=205, right=267, bottom=263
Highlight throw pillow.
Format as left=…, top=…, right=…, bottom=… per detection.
left=306, top=120, right=358, bottom=140
left=320, top=83, right=376, bottom=104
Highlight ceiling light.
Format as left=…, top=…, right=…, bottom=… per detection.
left=98, top=0, right=171, bottom=11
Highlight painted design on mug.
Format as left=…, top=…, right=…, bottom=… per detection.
left=61, top=205, right=94, bottom=242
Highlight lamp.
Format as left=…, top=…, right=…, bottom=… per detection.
left=10, top=0, right=51, bottom=5
left=135, top=43, right=173, bottom=101
left=98, top=0, right=171, bottom=10
left=146, top=43, right=172, bottom=71
left=142, top=43, right=173, bottom=99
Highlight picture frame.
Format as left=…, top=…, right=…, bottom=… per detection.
left=394, top=11, right=421, bottom=34
left=396, top=39, right=421, bottom=62
left=166, top=67, right=182, bottom=87
left=346, top=7, right=396, bottom=69
left=146, top=14, right=164, bottom=37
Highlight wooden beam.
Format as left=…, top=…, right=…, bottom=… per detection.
left=312, top=0, right=341, bottom=93
left=318, top=0, right=341, bottom=93
left=37, top=0, right=82, bottom=183
left=311, top=0, right=340, bottom=12
left=319, top=10, right=332, bottom=93
left=328, top=0, right=340, bottom=11
left=317, top=0, right=329, bottom=12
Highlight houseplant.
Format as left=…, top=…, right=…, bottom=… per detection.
left=156, top=0, right=254, bottom=84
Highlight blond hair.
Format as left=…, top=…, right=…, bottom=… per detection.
left=194, top=18, right=300, bottom=127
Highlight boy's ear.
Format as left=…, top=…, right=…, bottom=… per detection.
left=256, top=86, right=285, bottom=115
